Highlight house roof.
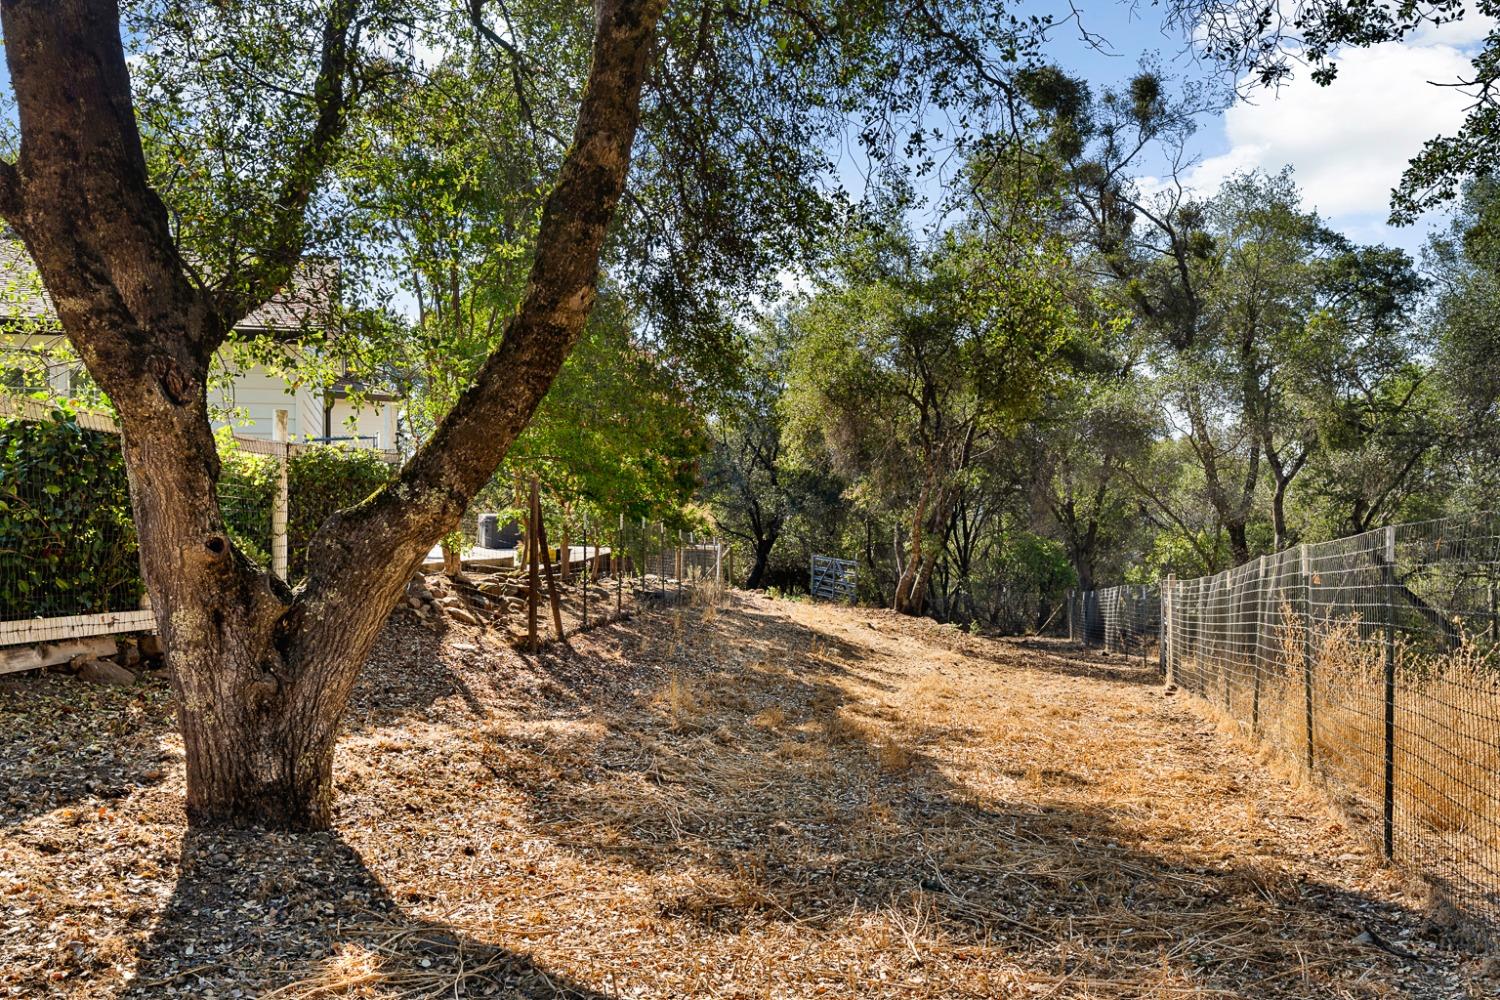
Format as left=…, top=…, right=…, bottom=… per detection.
left=0, top=241, right=335, bottom=333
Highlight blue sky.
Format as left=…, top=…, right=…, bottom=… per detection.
left=0, top=4, right=1483, bottom=260
left=991, top=2, right=1492, bottom=254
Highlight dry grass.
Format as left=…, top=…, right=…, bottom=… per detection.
left=1178, top=605, right=1500, bottom=918
left=0, top=595, right=1492, bottom=998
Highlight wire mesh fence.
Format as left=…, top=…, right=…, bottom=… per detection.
left=0, top=395, right=399, bottom=657
left=0, top=404, right=147, bottom=646
left=439, top=511, right=726, bottom=649
left=1160, top=517, right=1500, bottom=929
left=2, top=392, right=726, bottom=665
left=1068, top=583, right=1161, bottom=659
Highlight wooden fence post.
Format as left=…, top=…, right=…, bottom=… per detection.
left=533, top=483, right=564, bottom=641
left=1162, top=576, right=1174, bottom=684
left=271, top=408, right=289, bottom=581
left=1252, top=555, right=1266, bottom=733
left=527, top=480, right=540, bottom=651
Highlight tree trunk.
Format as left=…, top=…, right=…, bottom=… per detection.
left=0, top=0, right=666, bottom=829
left=441, top=540, right=463, bottom=576
left=744, top=532, right=777, bottom=589
left=908, top=545, right=942, bottom=616
left=892, top=521, right=926, bottom=612
left=1227, top=520, right=1250, bottom=567
left=1270, top=481, right=1289, bottom=552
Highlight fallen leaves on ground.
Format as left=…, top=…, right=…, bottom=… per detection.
left=0, top=592, right=1491, bottom=997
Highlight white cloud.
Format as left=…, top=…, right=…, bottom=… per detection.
left=1181, top=21, right=1487, bottom=228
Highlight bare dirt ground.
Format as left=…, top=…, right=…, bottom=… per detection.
left=1, top=590, right=1494, bottom=998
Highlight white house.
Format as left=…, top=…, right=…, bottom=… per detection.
left=0, top=242, right=401, bottom=450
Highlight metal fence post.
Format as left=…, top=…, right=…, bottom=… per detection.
left=1252, top=555, right=1266, bottom=733
left=1300, top=543, right=1315, bottom=776
left=1162, top=576, right=1174, bottom=683
left=271, top=408, right=289, bottom=581
left=1382, top=525, right=1397, bottom=859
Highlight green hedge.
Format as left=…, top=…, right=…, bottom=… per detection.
left=0, top=410, right=396, bottom=620
left=0, top=409, right=143, bottom=619
left=220, top=442, right=394, bottom=581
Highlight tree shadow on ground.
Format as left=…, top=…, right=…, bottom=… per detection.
left=470, top=594, right=1477, bottom=997
left=975, top=634, right=1164, bottom=686
left=0, top=671, right=175, bottom=830
left=119, top=828, right=612, bottom=999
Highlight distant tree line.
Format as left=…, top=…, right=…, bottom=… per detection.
left=702, top=67, right=1500, bottom=629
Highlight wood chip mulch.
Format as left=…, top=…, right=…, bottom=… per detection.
left=1, top=591, right=1495, bottom=997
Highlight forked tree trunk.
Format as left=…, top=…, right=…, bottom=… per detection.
left=892, top=484, right=931, bottom=613
left=893, top=425, right=974, bottom=616
left=0, top=0, right=666, bottom=828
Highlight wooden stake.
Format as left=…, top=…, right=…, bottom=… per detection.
left=533, top=482, right=565, bottom=640
left=527, top=480, right=540, bottom=651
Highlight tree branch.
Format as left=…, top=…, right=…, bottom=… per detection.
left=217, top=0, right=364, bottom=333
left=0, top=159, right=21, bottom=222
left=300, top=0, right=666, bottom=634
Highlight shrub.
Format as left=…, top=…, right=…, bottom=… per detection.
left=219, top=441, right=394, bottom=581
left=0, top=407, right=144, bottom=618
left=0, top=412, right=396, bottom=622
left=285, top=446, right=393, bottom=579
left=218, top=446, right=278, bottom=567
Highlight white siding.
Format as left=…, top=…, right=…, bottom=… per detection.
left=328, top=397, right=397, bottom=449
left=210, top=364, right=321, bottom=441
left=3, top=337, right=398, bottom=451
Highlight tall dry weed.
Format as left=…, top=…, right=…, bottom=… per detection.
left=1183, top=604, right=1500, bottom=861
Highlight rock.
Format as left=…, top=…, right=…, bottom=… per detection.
left=76, top=658, right=136, bottom=686
left=446, top=605, right=480, bottom=626
left=115, top=639, right=143, bottom=668
left=437, top=595, right=463, bottom=609
left=139, top=634, right=164, bottom=658
left=407, top=596, right=425, bottom=610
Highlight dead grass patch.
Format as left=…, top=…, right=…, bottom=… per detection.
left=0, top=596, right=1485, bottom=998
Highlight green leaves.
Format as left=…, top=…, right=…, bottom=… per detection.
left=218, top=438, right=394, bottom=580
left=0, top=409, right=143, bottom=619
